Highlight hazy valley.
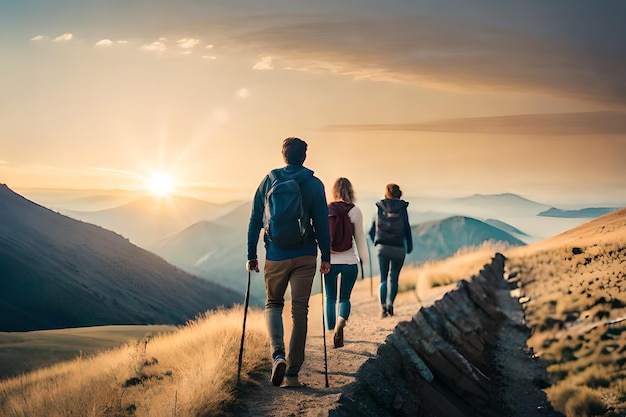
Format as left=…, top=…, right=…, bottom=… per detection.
left=15, top=187, right=619, bottom=304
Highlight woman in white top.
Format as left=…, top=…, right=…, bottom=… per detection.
left=324, top=177, right=369, bottom=348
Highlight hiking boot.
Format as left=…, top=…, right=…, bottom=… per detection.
left=271, top=356, right=287, bottom=386
left=333, top=317, right=346, bottom=348
left=281, top=375, right=305, bottom=388
left=381, top=305, right=388, bottom=318
left=387, top=305, right=394, bottom=317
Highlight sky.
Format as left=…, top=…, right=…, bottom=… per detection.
left=1, top=0, right=626, bottom=206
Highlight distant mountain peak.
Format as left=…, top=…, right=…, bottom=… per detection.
left=538, top=207, right=620, bottom=219
left=471, top=192, right=518, bottom=198
left=467, top=192, right=537, bottom=202
left=405, top=215, right=525, bottom=266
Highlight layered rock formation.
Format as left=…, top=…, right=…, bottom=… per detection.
left=331, top=253, right=563, bottom=417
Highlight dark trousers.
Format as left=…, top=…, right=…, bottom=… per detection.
left=377, top=245, right=406, bottom=307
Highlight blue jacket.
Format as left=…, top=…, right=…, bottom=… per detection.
left=247, top=165, right=331, bottom=262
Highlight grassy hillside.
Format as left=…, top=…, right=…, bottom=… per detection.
left=0, top=307, right=268, bottom=417
left=0, top=325, right=175, bottom=379
left=506, top=207, right=626, bottom=416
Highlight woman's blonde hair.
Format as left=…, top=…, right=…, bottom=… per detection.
left=332, top=177, right=355, bottom=203
left=385, top=183, right=402, bottom=199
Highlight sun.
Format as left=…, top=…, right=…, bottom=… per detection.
left=148, top=173, right=174, bottom=196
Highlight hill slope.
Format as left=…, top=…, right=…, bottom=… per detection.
left=406, top=215, right=525, bottom=265
left=0, top=184, right=241, bottom=332
left=506, top=207, right=626, bottom=416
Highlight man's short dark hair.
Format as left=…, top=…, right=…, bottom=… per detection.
left=282, top=137, right=307, bottom=166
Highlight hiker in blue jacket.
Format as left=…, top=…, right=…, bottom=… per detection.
left=369, top=183, right=413, bottom=318
left=247, top=137, right=331, bottom=388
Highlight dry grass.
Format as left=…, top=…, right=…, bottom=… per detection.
left=506, top=238, right=626, bottom=417
left=547, top=381, right=607, bottom=417
left=404, top=241, right=512, bottom=289
left=0, top=306, right=268, bottom=417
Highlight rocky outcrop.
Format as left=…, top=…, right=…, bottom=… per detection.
left=331, top=253, right=563, bottom=417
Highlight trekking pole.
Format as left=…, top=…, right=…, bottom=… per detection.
left=321, top=274, right=329, bottom=388
left=237, top=270, right=252, bottom=386
left=367, top=241, right=373, bottom=297
left=359, top=259, right=364, bottom=280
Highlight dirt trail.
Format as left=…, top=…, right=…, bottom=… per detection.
left=227, top=276, right=451, bottom=417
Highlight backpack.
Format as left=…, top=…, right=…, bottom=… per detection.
left=375, top=205, right=404, bottom=246
left=263, top=171, right=308, bottom=248
left=329, top=201, right=355, bottom=252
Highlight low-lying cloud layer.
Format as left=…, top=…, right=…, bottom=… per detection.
left=325, top=111, right=626, bottom=136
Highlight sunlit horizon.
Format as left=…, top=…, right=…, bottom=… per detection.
left=1, top=1, right=625, bottom=209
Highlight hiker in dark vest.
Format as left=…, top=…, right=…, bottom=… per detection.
left=325, top=177, right=370, bottom=348
left=247, top=137, right=331, bottom=388
left=368, top=183, right=413, bottom=318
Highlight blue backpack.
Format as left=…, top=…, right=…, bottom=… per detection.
left=263, top=171, right=309, bottom=248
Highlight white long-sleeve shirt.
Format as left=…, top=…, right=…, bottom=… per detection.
left=330, top=204, right=370, bottom=266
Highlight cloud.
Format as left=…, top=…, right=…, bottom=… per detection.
left=117, top=40, right=128, bottom=44
left=53, top=33, right=73, bottom=42
left=95, top=39, right=114, bottom=47
left=325, top=111, right=626, bottom=136
left=253, top=56, right=273, bottom=70
left=202, top=55, right=217, bottom=60
left=140, top=41, right=167, bottom=53
left=30, top=35, right=45, bottom=41
left=233, top=14, right=626, bottom=108
left=236, top=88, right=249, bottom=98
left=94, top=167, right=143, bottom=179
left=177, top=38, right=199, bottom=49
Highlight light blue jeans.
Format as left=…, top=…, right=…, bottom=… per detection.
left=264, top=256, right=316, bottom=378
left=324, top=263, right=358, bottom=330
left=377, top=245, right=406, bottom=307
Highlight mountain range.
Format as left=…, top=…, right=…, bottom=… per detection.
left=146, top=201, right=268, bottom=304
left=0, top=184, right=241, bottom=332
left=62, top=195, right=241, bottom=246
left=401, top=193, right=615, bottom=242
left=406, top=215, right=525, bottom=265
left=148, top=205, right=526, bottom=298
left=10, top=187, right=622, bottom=308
